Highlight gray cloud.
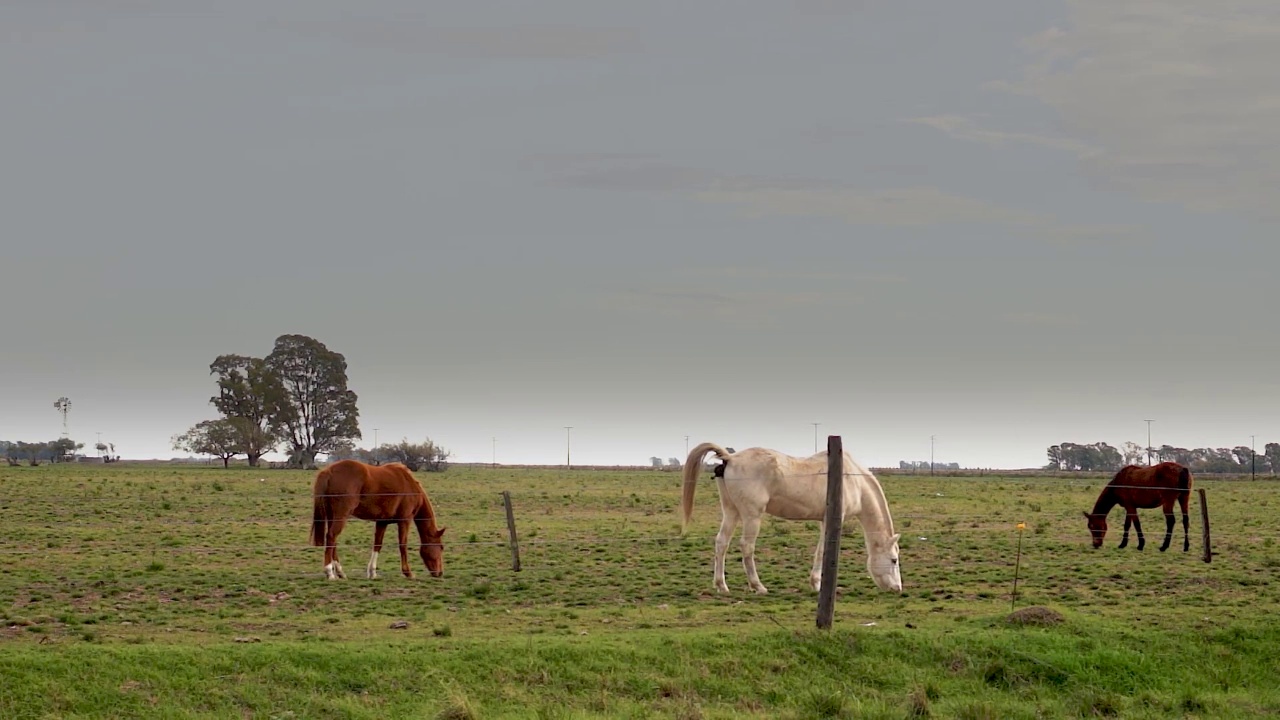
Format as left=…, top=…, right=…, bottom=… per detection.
left=904, top=114, right=1096, bottom=157
left=277, top=20, right=640, bottom=60
left=985, top=1, right=1280, bottom=217
left=531, top=155, right=1145, bottom=241
left=696, top=185, right=1144, bottom=242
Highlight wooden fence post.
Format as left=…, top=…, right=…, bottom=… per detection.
left=502, top=490, right=522, bottom=572
left=816, top=435, right=844, bottom=630
left=1197, top=488, right=1212, bottom=564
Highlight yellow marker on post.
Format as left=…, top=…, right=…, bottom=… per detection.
left=1017, top=522, right=1026, bottom=530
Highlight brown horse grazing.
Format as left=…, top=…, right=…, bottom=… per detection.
left=1083, top=462, right=1192, bottom=552
left=310, top=459, right=446, bottom=580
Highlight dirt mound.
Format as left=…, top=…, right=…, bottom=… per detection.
left=1006, top=606, right=1065, bottom=626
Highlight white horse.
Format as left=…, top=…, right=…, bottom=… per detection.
left=681, top=442, right=902, bottom=595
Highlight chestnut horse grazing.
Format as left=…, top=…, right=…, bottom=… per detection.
left=1083, top=462, right=1192, bottom=552
left=310, top=459, right=446, bottom=580
left=681, top=442, right=902, bottom=595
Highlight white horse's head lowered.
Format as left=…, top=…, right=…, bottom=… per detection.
left=866, top=533, right=903, bottom=593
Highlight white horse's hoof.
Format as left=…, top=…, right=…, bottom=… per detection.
left=752, top=586, right=769, bottom=595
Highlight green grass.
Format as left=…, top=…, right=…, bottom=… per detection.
left=2, top=462, right=1278, bottom=718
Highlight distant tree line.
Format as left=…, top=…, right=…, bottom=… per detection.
left=1, top=438, right=84, bottom=466
left=899, top=460, right=960, bottom=471
left=326, top=438, right=450, bottom=473
left=1047, top=441, right=1280, bottom=474
left=173, top=334, right=361, bottom=469
left=171, top=333, right=450, bottom=472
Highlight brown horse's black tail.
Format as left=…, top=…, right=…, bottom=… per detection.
left=310, top=467, right=331, bottom=546
left=1178, top=465, right=1193, bottom=493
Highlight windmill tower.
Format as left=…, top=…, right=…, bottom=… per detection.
left=53, top=397, right=71, bottom=438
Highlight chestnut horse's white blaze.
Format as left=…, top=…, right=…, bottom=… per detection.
left=681, top=442, right=902, bottom=595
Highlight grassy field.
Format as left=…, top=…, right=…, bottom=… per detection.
left=2, top=462, right=1278, bottom=718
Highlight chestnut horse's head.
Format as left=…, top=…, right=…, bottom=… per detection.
left=1082, top=512, right=1107, bottom=548
left=420, top=527, right=447, bottom=577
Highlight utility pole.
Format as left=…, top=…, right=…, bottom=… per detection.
left=811, top=423, right=820, bottom=454
left=96, top=432, right=102, bottom=458
left=1144, top=420, right=1153, bottom=465
left=373, top=428, right=380, bottom=465
left=564, top=426, right=573, bottom=469
left=930, top=435, right=935, bottom=476
left=684, top=435, right=689, bottom=457
left=1251, top=435, right=1256, bottom=481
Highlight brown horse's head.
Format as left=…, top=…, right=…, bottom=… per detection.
left=420, top=527, right=447, bottom=577
left=1082, top=511, right=1107, bottom=548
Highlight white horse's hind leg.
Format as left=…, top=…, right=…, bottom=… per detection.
left=740, top=515, right=768, bottom=594
left=713, top=508, right=739, bottom=593
left=809, top=522, right=824, bottom=591
left=366, top=550, right=379, bottom=579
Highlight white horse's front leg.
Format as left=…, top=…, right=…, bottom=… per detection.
left=809, top=522, right=824, bottom=591
left=740, top=516, right=767, bottom=594
left=365, top=550, right=380, bottom=579
left=713, top=510, right=738, bottom=594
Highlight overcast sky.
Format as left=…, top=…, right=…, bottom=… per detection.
left=3, top=1, right=1278, bottom=468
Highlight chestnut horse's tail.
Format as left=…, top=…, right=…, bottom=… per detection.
left=681, top=442, right=732, bottom=535
left=310, top=466, right=331, bottom=546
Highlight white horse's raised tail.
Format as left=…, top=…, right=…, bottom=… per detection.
left=681, top=442, right=902, bottom=595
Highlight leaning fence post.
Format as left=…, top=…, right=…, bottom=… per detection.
left=1198, top=488, right=1212, bottom=563
left=816, top=435, right=844, bottom=630
left=501, top=490, right=522, bottom=572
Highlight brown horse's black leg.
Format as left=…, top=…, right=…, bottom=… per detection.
left=1159, top=511, right=1175, bottom=552
left=1119, top=515, right=1132, bottom=549
left=368, top=521, right=390, bottom=579
left=1131, top=513, right=1145, bottom=551
left=397, top=520, right=413, bottom=578
left=1180, top=494, right=1191, bottom=552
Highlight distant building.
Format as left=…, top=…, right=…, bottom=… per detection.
left=899, top=460, right=961, bottom=471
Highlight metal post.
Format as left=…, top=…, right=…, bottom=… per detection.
left=815, top=435, right=844, bottom=630
left=564, top=426, right=573, bottom=469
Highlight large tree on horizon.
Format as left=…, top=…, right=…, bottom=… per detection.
left=209, top=354, right=282, bottom=467
left=172, top=419, right=246, bottom=468
left=264, top=334, right=360, bottom=468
